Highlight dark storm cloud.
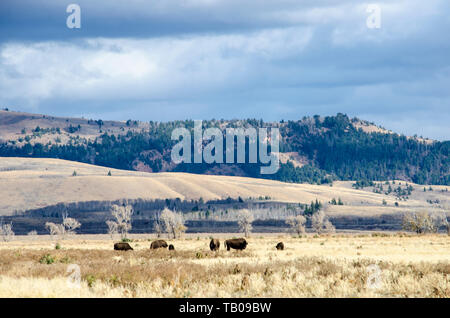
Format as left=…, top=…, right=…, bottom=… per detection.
left=0, top=0, right=449, bottom=140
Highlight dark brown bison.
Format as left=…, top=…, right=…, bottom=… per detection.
left=225, top=238, right=247, bottom=251
left=210, top=239, right=220, bottom=251
left=114, top=242, right=133, bottom=251
left=150, top=239, right=168, bottom=249
left=168, top=244, right=175, bottom=250
left=276, top=242, right=284, bottom=250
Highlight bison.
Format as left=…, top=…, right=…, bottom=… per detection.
left=114, top=242, right=133, bottom=251
left=168, top=244, right=175, bottom=250
left=225, top=238, right=247, bottom=251
left=276, top=242, right=284, bottom=250
left=150, top=239, right=168, bottom=249
left=210, top=239, right=220, bottom=251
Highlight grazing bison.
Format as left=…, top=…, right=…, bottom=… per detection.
left=225, top=238, right=247, bottom=251
left=150, top=239, right=168, bottom=249
left=210, top=239, right=220, bottom=251
left=168, top=244, right=175, bottom=250
left=114, top=242, right=133, bottom=251
left=276, top=242, right=284, bottom=250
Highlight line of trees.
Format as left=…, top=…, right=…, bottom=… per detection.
left=286, top=211, right=335, bottom=235
left=105, top=205, right=188, bottom=240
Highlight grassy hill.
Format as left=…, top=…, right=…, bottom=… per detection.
left=0, top=109, right=146, bottom=143
left=0, top=157, right=448, bottom=216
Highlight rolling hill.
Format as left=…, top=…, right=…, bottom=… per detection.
left=0, top=109, right=448, bottom=185
left=0, top=157, right=448, bottom=217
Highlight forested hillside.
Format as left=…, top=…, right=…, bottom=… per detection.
left=280, top=114, right=449, bottom=185
left=0, top=111, right=448, bottom=185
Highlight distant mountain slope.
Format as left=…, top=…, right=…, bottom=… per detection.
left=0, top=110, right=448, bottom=185
left=0, top=109, right=146, bottom=143
left=0, top=157, right=448, bottom=216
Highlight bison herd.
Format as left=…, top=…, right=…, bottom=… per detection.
left=114, top=238, right=286, bottom=252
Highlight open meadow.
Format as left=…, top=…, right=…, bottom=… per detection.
left=1, top=157, right=449, bottom=218
left=0, top=233, right=448, bottom=298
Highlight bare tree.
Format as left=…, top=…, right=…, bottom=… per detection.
left=109, top=204, right=133, bottom=239
left=237, top=209, right=254, bottom=237
left=106, top=220, right=118, bottom=239
left=311, top=211, right=335, bottom=234
left=0, top=221, right=15, bottom=242
left=160, top=208, right=186, bottom=239
left=402, top=211, right=439, bottom=234
left=44, top=212, right=81, bottom=239
left=62, top=211, right=81, bottom=236
left=286, top=214, right=306, bottom=235
left=443, top=205, right=450, bottom=235
left=441, top=214, right=450, bottom=236
left=323, top=218, right=336, bottom=233
left=153, top=220, right=163, bottom=238
left=430, top=211, right=449, bottom=234
left=45, top=222, right=64, bottom=238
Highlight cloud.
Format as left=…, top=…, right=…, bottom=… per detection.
left=0, top=0, right=449, bottom=140
left=0, top=27, right=313, bottom=104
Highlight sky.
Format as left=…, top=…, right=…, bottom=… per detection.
left=0, top=0, right=449, bottom=140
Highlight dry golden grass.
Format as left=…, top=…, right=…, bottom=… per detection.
left=1, top=157, right=449, bottom=216
left=0, top=233, right=448, bottom=298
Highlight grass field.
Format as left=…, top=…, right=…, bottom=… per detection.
left=0, top=233, right=448, bottom=297
left=1, top=157, right=449, bottom=218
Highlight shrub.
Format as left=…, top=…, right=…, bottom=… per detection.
left=196, top=252, right=203, bottom=259
left=232, top=264, right=242, bottom=274
left=86, top=275, right=96, bottom=288
left=109, top=274, right=120, bottom=287
left=59, top=256, right=71, bottom=264
left=39, top=254, right=55, bottom=264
